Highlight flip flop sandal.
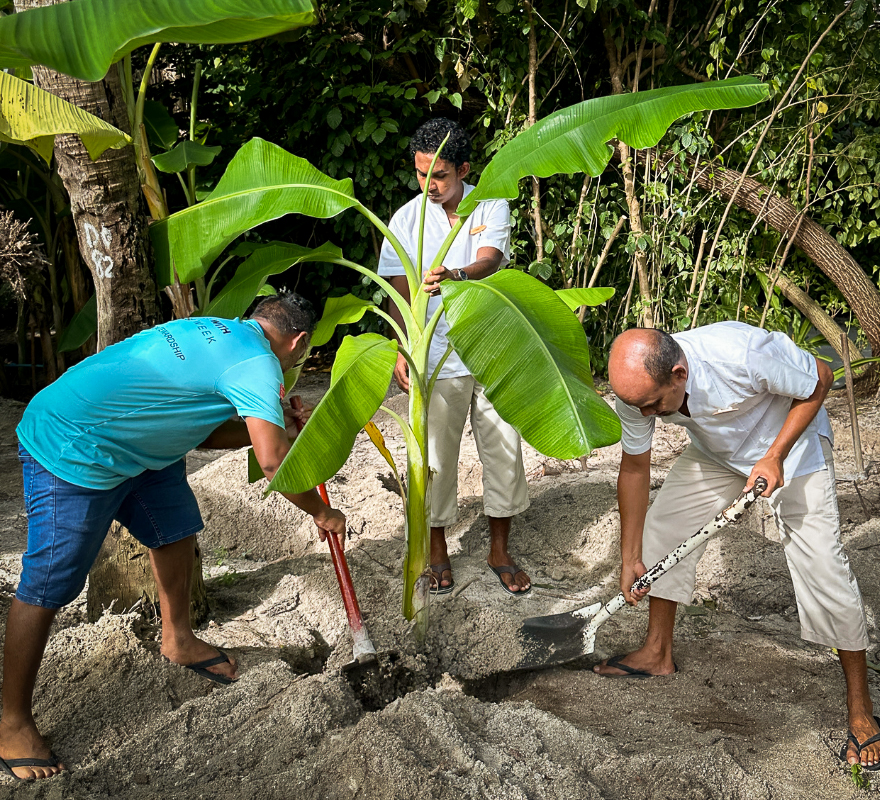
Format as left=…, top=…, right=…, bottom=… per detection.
left=182, top=648, right=237, bottom=685
left=598, top=655, right=680, bottom=679
left=0, top=753, right=60, bottom=781
left=488, top=563, right=531, bottom=596
left=429, top=562, right=455, bottom=595
left=839, top=715, right=880, bottom=771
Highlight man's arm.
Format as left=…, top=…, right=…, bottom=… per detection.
left=387, top=275, right=411, bottom=392
left=618, top=449, right=652, bottom=605
left=245, top=416, right=347, bottom=542
left=422, top=246, right=504, bottom=296
left=199, top=402, right=309, bottom=449
left=747, top=357, right=833, bottom=495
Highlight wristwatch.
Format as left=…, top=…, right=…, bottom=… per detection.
left=453, top=268, right=469, bottom=281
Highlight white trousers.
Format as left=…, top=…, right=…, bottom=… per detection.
left=642, top=439, right=868, bottom=651
left=428, top=376, right=530, bottom=528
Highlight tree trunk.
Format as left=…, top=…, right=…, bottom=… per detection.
left=16, top=0, right=208, bottom=625
left=636, top=146, right=880, bottom=356
left=524, top=1, right=544, bottom=264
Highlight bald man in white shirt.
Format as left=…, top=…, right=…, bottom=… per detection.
left=378, top=118, right=530, bottom=597
left=595, top=322, right=879, bottom=771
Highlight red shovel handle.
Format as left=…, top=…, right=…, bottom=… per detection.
left=291, top=396, right=365, bottom=636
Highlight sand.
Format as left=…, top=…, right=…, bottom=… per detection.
left=0, top=376, right=878, bottom=798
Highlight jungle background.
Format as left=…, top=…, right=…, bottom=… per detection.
left=1, top=0, right=879, bottom=393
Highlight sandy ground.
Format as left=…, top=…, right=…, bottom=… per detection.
left=0, top=375, right=878, bottom=799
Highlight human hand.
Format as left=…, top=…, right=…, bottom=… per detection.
left=621, top=560, right=649, bottom=605
left=284, top=397, right=312, bottom=439
left=314, top=506, right=347, bottom=550
left=746, top=455, right=782, bottom=496
left=422, top=265, right=452, bottom=296
left=393, top=352, right=410, bottom=393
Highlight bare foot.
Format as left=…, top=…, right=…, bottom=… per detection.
left=429, top=527, right=453, bottom=591
left=846, top=711, right=880, bottom=769
left=0, top=718, right=65, bottom=781
left=593, top=648, right=676, bottom=677
left=161, top=636, right=238, bottom=682
left=486, top=556, right=531, bottom=592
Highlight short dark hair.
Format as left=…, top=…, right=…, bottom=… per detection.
left=250, top=292, right=317, bottom=336
left=408, top=118, right=471, bottom=167
left=643, top=329, right=684, bottom=385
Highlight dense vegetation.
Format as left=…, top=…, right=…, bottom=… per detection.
left=2, top=0, right=879, bottom=389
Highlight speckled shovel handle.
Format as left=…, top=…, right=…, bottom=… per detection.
left=588, top=477, right=769, bottom=634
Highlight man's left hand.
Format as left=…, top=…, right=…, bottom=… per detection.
left=283, top=398, right=312, bottom=439
left=422, top=265, right=453, bottom=296
left=746, top=454, right=784, bottom=496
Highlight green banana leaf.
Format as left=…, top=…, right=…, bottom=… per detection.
left=442, top=270, right=621, bottom=459
left=199, top=242, right=342, bottom=320
left=555, top=287, right=615, bottom=311
left=142, top=100, right=179, bottom=151
left=0, top=0, right=316, bottom=82
left=150, top=138, right=360, bottom=285
left=459, top=77, right=769, bottom=215
left=152, top=141, right=222, bottom=174
left=0, top=71, right=130, bottom=164
left=311, top=294, right=376, bottom=348
left=266, top=333, right=397, bottom=495
left=57, top=294, right=97, bottom=352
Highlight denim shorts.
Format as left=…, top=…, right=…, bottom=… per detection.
left=17, top=444, right=204, bottom=609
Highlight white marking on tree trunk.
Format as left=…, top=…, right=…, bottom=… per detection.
left=83, top=222, right=114, bottom=279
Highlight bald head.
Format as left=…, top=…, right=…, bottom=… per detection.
left=609, top=328, right=688, bottom=416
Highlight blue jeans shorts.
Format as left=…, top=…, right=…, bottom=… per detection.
left=17, top=445, right=204, bottom=609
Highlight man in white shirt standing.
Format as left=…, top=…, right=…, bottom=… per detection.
left=595, top=322, right=879, bottom=771
left=378, top=118, right=531, bottom=596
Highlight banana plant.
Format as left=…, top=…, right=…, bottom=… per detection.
left=146, top=76, right=768, bottom=632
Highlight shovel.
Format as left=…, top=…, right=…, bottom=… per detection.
left=513, top=476, right=769, bottom=671
left=290, top=396, right=378, bottom=673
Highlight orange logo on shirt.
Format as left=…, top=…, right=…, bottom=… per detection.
left=279, top=383, right=286, bottom=401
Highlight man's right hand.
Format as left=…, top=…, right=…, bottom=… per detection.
left=314, top=506, right=347, bottom=549
left=621, top=560, right=649, bottom=605
left=393, top=352, right=410, bottom=393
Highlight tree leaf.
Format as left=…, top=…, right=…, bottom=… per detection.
left=142, top=100, right=179, bottom=151
left=0, top=0, right=316, bottom=82
left=555, top=287, right=615, bottom=311
left=442, top=270, right=621, bottom=458
left=151, top=140, right=222, bottom=173
left=150, top=138, right=360, bottom=285
left=458, top=78, right=769, bottom=215
left=0, top=70, right=130, bottom=164
left=311, top=293, right=376, bottom=348
left=266, top=334, right=397, bottom=494
left=200, top=241, right=343, bottom=320
left=57, top=294, right=97, bottom=352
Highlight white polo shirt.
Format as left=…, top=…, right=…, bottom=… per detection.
left=616, top=322, right=833, bottom=480
left=377, top=183, right=511, bottom=380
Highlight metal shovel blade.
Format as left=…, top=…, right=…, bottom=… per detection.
left=515, top=602, right=601, bottom=671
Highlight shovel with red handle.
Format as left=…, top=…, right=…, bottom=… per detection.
left=291, top=396, right=378, bottom=668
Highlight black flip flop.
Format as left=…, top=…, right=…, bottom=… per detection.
left=839, top=715, right=880, bottom=771
left=598, top=655, right=679, bottom=678
left=182, top=648, right=237, bottom=685
left=429, top=562, right=454, bottom=595
left=0, top=752, right=60, bottom=781
left=487, top=563, right=531, bottom=595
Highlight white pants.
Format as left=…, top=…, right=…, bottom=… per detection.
left=428, top=376, right=530, bottom=528
left=643, top=439, right=868, bottom=651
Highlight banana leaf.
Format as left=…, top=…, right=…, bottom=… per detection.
left=0, top=0, right=316, bottom=82
left=152, top=141, right=221, bottom=173
left=142, top=100, right=179, bottom=151
left=442, top=270, right=621, bottom=459
left=459, top=77, right=769, bottom=215
left=311, top=294, right=376, bottom=348
left=555, top=287, right=615, bottom=311
left=266, top=333, right=397, bottom=495
left=0, top=71, right=130, bottom=164
left=57, top=294, right=97, bottom=352
left=200, top=242, right=342, bottom=320
left=150, top=138, right=360, bottom=285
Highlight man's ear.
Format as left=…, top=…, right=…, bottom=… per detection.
left=458, top=161, right=471, bottom=180
left=291, top=330, right=309, bottom=353
left=671, top=363, right=688, bottom=383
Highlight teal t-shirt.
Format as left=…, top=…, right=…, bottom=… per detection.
left=17, top=317, right=286, bottom=489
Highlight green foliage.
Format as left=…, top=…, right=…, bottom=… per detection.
left=58, top=294, right=97, bottom=353
left=152, top=141, right=222, bottom=174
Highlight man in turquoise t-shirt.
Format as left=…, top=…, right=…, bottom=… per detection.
left=1, top=293, right=346, bottom=782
